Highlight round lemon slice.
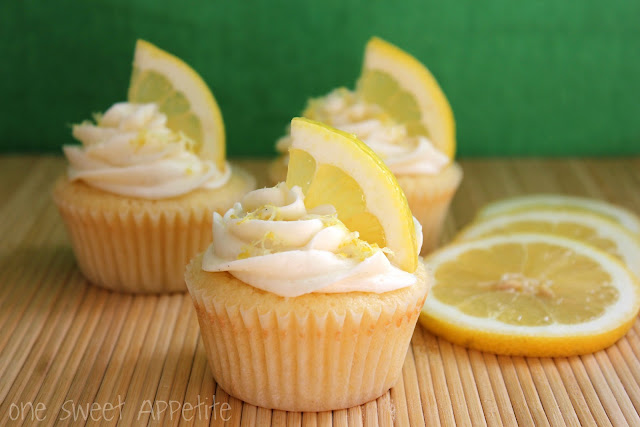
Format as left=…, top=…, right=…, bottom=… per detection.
left=127, top=39, right=225, bottom=169
left=357, top=37, right=455, bottom=159
left=457, top=209, right=640, bottom=277
left=286, top=117, right=417, bottom=273
left=420, top=233, right=640, bottom=357
left=477, top=194, right=640, bottom=235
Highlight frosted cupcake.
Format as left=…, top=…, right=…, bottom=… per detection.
left=187, top=118, right=430, bottom=411
left=53, top=41, right=255, bottom=293
left=270, top=37, right=462, bottom=253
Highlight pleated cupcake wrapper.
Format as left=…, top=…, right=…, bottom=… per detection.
left=398, top=164, right=463, bottom=255
left=55, top=200, right=212, bottom=293
left=189, top=283, right=426, bottom=412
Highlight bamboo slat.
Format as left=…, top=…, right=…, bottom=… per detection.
left=1, top=155, right=639, bottom=426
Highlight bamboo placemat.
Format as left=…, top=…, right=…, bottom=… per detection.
left=1, top=155, right=640, bottom=426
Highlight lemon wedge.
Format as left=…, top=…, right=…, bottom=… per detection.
left=458, top=209, right=640, bottom=277
left=420, top=233, right=640, bottom=357
left=286, top=118, right=417, bottom=272
left=128, top=39, right=225, bottom=169
left=477, top=194, right=640, bottom=235
left=357, top=37, right=455, bottom=159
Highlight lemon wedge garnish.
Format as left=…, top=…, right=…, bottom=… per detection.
left=357, top=37, right=455, bottom=159
left=128, top=39, right=225, bottom=169
left=286, top=118, right=417, bottom=272
left=458, top=209, right=640, bottom=277
left=420, top=233, right=640, bottom=357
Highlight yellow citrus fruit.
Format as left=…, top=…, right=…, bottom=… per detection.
left=477, top=194, right=640, bottom=235
left=357, top=37, right=455, bottom=159
left=458, top=209, right=640, bottom=277
left=128, top=39, right=225, bottom=169
left=420, top=233, right=640, bottom=357
left=286, top=118, right=417, bottom=272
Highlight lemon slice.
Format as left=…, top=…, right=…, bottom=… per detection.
left=286, top=118, right=417, bottom=272
left=457, top=210, right=640, bottom=277
left=356, top=37, right=455, bottom=159
left=477, top=194, right=640, bottom=235
left=420, top=233, right=640, bottom=357
left=127, top=39, right=225, bottom=169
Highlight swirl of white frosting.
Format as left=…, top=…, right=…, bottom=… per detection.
left=64, top=102, right=230, bottom=199
left=202, top=183, right=422, bottom=297
left=276, top=89, right=449, bottom=175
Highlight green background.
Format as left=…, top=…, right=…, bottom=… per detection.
left=2, top=0, right=639, bottom=157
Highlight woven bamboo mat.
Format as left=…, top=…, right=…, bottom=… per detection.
left=1, top=155, right=640, bottom=426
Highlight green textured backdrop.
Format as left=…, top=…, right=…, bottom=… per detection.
left=2, top=0, right=639, bottom=157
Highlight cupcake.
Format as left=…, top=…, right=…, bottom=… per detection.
left=186, top=118, right=430, bottom=411
left=53, top=41, right=256, bottom=293
left=270, top=37, right=462, bottom=254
